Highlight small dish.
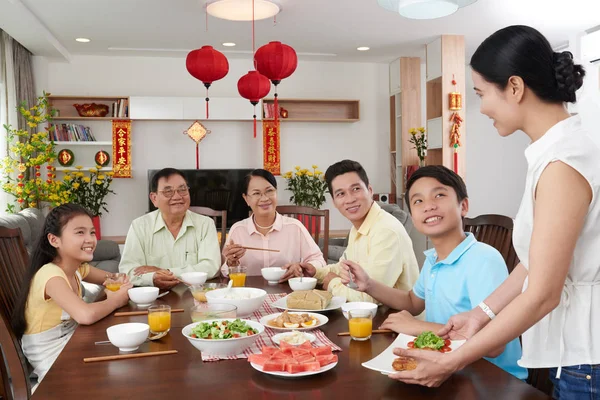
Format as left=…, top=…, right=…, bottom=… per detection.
left=271, top=331, right=316, bottom=346
left=128, top=287, right=159, bottom=307
left=106, top=323, right=150, bottom=352
left=288, top=277, right=317, bottom=291
left=341, top=302, right=378, bottom=319
left=259, top=312, right=328, bottom=331
left=261, top=267, right=286, bottom=284
left=181, top=272, right=208, bottom=285
left=272, top=295, right=346, bottom=313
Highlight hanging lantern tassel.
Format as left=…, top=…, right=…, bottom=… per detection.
left=205, top=85, right=210, bottom=119
left=453, top=144, right=459, bottom=174
left=252, top=101, right=258, bottom=138
left=273, top=83, right=280, bottom=124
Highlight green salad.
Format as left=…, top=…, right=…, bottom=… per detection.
left=189, top=319, right=258, bottom=340
left=413, top=331, right=445, bottom=350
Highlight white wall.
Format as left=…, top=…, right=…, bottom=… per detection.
left=32, top=55, right=390, bottom=235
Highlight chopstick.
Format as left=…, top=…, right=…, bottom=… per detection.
left=337, top=329, right=394, bottom=336
left=114, top=309, right=184, bottom=317
left=83, top=350, right=178, bottom=363
left=241, top=246, right=280, bottom=253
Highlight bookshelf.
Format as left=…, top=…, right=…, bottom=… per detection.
left=47, top=95, right=129, bottom=119
left=262, top=99, right=359, bottom=122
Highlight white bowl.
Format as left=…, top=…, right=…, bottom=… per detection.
left=182, top=318, right=264, bottom=356
left=127, top=287, right=159, bottom=307
left=341, top=302, right=378, bottom=319
left=181, top=272, right=208, bottom=285
left=205, top=287, right=267, bottom=317
left=261, top=267, right=286, bottom=284
left=288, top=277, right=317, bottom=291
left=106, top=323, right=149, bottom=352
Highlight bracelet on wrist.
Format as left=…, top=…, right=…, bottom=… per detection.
left=478, top=302, right=496, bottom=320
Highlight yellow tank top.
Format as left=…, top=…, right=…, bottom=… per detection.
left=24, top=262, right=90, bottom=335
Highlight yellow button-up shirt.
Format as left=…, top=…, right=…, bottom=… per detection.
left=315, top=202, right=419, bottom=302
left=119, top=210, right=221, bottom=286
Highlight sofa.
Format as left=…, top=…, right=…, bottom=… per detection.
left=327, top=202, right=414, bottom=264
left=0, top=208, right=121, bottom=301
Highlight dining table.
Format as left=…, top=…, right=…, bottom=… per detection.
left=32, top=276, right=550, bottom=399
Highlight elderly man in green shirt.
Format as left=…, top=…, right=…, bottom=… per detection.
left=119, top=168, right=221, bottom=289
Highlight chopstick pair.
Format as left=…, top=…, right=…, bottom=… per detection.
left=114, top=309, right=184, bottom=317
left=240, top=246, right=279, bottom=253
left=83, top=350, right=178, bottom=363
left=337, top=329, right=394, bottom=336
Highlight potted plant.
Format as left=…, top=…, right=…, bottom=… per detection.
left=62, top=165, right=115, bottom=239
left=0, top=93, right=72, bottom=212
left=282, top=165, right=328, bottom=234
left=408, top=127, right=427, bottom=167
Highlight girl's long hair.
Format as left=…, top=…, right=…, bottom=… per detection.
left=11, top=204, right=92, bottom=338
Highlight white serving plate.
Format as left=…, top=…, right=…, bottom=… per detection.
left=272, top=295, right=346, bottom=312
left=259, top=312, right=328, bottom=331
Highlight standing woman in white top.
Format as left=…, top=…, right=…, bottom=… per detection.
left=389, top=25, right=599, bottom=398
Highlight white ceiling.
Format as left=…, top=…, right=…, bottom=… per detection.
left=1, top=0, right=600, bottom=63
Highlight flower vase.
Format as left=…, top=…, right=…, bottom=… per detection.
left=92, top=215, right=102, bottom=240
left=418, top=159, right=426, bottom=168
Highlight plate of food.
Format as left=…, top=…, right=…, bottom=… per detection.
left=272, top=290, right=346, bottom=312
left=271, top=331, right=316, bottom=346
left=361, top=331, right=466, bottom=375
left=248, top=343, right=338, bottom=378
left=259, top=310, right=328, bottom=331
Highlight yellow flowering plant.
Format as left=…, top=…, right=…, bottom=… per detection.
left=0, top=93, right=72, bottom=212
left=408, top=126, right=427, bottom=166
left=282, top=165, right=328, bottom=209
left=62, top=166, right=115, bottom=217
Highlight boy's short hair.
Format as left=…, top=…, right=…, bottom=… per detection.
left=404, top=165, right=468, bottom=213
left=324, top=160, right=370, bottom=195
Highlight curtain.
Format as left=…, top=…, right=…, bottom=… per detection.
left=13, top=37, right=35, bottom=131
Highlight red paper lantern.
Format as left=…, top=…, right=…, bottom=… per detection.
left=254, top=41, right=298, bottom=123
left=186, top=45, right=229, bottom=118
left=238, top=71, right=271, bottom=138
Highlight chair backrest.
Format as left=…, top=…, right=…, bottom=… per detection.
left=463, top=214, right=519, bottom=273
left=275, top=206, right=329, bottom=261
left=204, top=189, right=231, bottom=211
left=0, top=310, right=31, bottom=400
left=189, top=207, right=228, bottom=250
left=0, top=228, right=31, bottom=400
left=0, top=227, right=29, bottom=321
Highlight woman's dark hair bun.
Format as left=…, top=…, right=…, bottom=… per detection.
left=553, top=51, right=585, bottom=103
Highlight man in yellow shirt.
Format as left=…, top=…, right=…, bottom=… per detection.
left=119, top=168, right=221, bottom=289
left=303, top=160, right=419, bottom=302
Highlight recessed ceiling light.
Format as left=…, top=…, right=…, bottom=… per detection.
left=75, top=38, right=91, bottom=43
left=222, top=42, right=236, bottom=47
left=357, top=47, right=370, bottom=51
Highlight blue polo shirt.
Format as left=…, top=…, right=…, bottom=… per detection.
left=413, top=233, right=528, bottom=380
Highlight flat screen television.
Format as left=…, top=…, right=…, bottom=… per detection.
left=148, top=169, right=253, bottom=229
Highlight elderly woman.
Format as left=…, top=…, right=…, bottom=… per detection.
left=221, top=169, right=326, bottom=280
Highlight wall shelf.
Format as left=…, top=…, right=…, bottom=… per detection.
left=54, top=141, right=112, bottom=146
left=48, top=95, right=129, bottom=119
left=262, top=99, right=359, bottom=122
left=55, top=166, right=112, bottom=171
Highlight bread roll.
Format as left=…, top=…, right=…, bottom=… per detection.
left=286, top=290, right=333, bottom=310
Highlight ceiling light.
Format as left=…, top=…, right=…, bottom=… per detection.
left=206, top=0, right=280, bottom=21
left=357, top=47, right=370, bottom=51
left=75, top=38, right=91, bottom=43
left=377, top=0, right=477, bottom=20
left=222, top=42, right=236, bottom=47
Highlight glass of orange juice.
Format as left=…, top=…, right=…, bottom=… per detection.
left=148, top=305, right=171, bottom=335
left=228, top=265, right=247, bottom=287
left=348, top=309, right=373, bottom=341
left=104, top=273, right=126, bottom=292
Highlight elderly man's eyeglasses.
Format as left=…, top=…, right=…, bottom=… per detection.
left=247, top=188, right=277, bottom=200
left=158, top=185, right=190, bottom=198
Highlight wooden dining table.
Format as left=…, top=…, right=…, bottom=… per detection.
left=32, top=277, right=550, bottom=399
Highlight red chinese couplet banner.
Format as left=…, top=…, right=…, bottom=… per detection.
left=263, top=120, right=280, bottom=176
left=112, top=120, right=132, bottom=178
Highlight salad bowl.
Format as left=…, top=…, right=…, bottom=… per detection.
left=182, top=318, right=264, bottom=356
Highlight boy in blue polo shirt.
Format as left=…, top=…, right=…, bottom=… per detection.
left=340, top=165, right=527, bottom=379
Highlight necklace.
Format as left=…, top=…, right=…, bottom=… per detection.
left=253, top=214, right=276, bottom=229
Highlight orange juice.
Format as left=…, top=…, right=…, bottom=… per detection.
left=105, top=283, right=121, bottom=292
left=349, top=317, right=372, bottom=340
left=148, top=311, right=171, bottom=333
left=230, top=272, right=246, bottom=287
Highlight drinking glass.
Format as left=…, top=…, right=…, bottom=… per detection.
left=148, top=305, right=171, bottom=335
left=348, top=309, right=373, bottom=341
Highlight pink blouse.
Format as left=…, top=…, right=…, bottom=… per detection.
left=220, top=213, right=326, bottom=276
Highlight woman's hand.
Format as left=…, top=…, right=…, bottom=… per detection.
left=105, top=282, right=133, bottom=308
left=388, top=347, right=460, bottom=387
left=339, top=260, right=371, bottom=292
left=437, top=308, right=490, bottom=340
left=223, top=240, right=246, bottom=265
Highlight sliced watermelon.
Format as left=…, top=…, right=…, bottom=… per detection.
left=248, top=354, right=270, bottom=367
left=261, top=346, right=279, bottom=356
left=298, top=341, right=313, bottom=350
left=263, top=360, right=286, bottom=372
left=315, top=354, right=338, bottom=367
left=279, top=341, right=294, bottom=350
left=310, top=346, right=332, bottom=357
left=290, top=348, right=310, bottom=358
left=271, top=351, right=290, bottom=360
left=295, top=354, right=316, bottom=364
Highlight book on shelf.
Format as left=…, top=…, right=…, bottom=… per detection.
left=49, top=123, right=97, bottom=142
left=112, top=98, right=129, bottom=118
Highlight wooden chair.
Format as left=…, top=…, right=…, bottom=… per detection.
left=189, top=206, right=228, bottom=250
left=0, top=227, right=29, bottom=321
left=463, top=214, right=519, bottom=273
left=276, top=206, right=329, bottom=261
left=0, top=227, right=31, bottom=399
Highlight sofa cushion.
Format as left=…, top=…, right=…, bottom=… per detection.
left=0, top=213, right=32, bottom=247
left=20, top=208, right=45, bottom=244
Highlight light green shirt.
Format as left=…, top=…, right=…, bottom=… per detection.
left=119, top=210, right=221, bottom=286
left=315, top=202, right=419, bottom=302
